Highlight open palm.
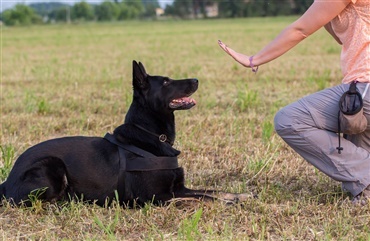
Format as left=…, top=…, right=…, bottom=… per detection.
left=218, top=40, right=251, bottom=68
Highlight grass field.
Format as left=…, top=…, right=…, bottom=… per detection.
left=1, top=17, right=370, bottom=240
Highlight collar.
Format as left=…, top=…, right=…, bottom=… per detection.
left=132, top=124, right=174, bottom=145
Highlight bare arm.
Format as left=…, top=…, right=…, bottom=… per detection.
left=219, top=0, right=351, bottom=68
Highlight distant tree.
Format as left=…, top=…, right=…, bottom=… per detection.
left=1, top=4, right=42, bottom=26
left=262, top=0, right=292, bottom=16
left=164, top=4, right=176, bottom=16
left=124, top=0, right=144, bottom=13
left=219, top=0, right=293, bottom=18
left=167, top=0, right=211, bottom=18
left=142, top=0, right=160, bottom=18
left=117, top=0, right=144, bottom=20
left=192, top=0, right=208, bottom=18
left=49, top=6, right=71, bottom=22
left=292, top=0, right=313, bottom=14
left=243, top=1, right=261, bottom=17
left=95, top=0, right=120, bottom=21
left=218, top=0, right=246, bottom=18
left=71, top=1, right=94, bottom=21
left=166, top=0, right=192, bottom=18
left=29, top=2, right=68, bottom=17
left=117, top=4, right=136, bottom=19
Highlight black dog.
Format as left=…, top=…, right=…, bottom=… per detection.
left=0, top=61, right=249, bottom=207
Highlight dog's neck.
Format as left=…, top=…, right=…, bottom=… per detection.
left=113, top=104, right=180, bottom=157
left=113, top=124, right=180, bottom=157
left=132, top=124, right=174, bottom=145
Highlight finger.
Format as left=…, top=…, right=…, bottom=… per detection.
left=218, top=40, right=233, bottom=55
left=218, top=40, right=248, bottom=67
left=218, top=40, right=227, bottom=52
left=218, top=40, right=233, bottom=56
left=218, top=39, right=224, bottom=47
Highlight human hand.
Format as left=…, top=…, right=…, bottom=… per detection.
left=218, top=40, right=252, bottom=68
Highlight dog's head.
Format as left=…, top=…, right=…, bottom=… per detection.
left=132, top=60, right=198, bottom=113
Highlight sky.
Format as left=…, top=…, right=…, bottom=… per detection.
left=0, top=0, right=172, bottom=11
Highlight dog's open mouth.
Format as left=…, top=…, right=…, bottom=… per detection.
left=169, top=97, right=196, bottom=110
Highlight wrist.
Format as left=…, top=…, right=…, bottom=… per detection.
left=249, top=56, right=259, bottom=73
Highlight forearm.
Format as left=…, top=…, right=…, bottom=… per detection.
left=250, top=0, right=349, bottom=67
left=218, top=0, right=351, bottom=70
left=251, top=23, right=308, bottom=66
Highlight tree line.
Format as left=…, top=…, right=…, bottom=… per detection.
left=0, top=0, right=313, bottom=26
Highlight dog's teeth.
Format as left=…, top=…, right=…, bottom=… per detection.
left=170, top=97, right=196, bottom=109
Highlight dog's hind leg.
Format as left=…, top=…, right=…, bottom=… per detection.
left=6, top=157, right=68, bottom=206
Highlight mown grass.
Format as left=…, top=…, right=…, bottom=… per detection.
left=2, top=17, right=370, bottom=240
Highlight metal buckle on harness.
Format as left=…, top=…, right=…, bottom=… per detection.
left=159, top=134, right=167, bottom=142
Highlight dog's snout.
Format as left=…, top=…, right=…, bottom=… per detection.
left=191, top=79, right=199, bottom=88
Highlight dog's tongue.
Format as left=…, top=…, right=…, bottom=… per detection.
left=169, top=97, right=196, bottom=108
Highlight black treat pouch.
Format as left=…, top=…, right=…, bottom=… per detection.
left=337, top=81, right=367, bottom=153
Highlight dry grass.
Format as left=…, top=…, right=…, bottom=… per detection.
left=1, top=18, right=370, bottom=240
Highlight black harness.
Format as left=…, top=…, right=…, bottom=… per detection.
left=103, top=133, right=179, bottom=202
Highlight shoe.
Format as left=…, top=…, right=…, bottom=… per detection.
left=352, top=185, right=370, bottom=206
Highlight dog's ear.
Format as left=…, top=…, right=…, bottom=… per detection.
left=138, top=62, right=147, bottom=75
left=132, top=60, right=148, bottom=89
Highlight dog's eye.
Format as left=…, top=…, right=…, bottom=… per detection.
left=163, top=78, right=171, bottom=86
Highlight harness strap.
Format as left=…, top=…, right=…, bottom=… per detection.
left=104, top=132, right=179, bottom=203
left=104, top=133, right=156, bottom=158
left=117, top=147, right=127, bottom=203
left=103, top=133, right=179, bottom=171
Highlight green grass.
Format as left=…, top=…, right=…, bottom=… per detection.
left=1, top=17, right=368, bottom=240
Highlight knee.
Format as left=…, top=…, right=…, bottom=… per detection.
left=274, top=108, right=293, bottom=137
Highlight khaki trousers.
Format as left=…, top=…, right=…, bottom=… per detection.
left=274, top=82, right=370, bottom=196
